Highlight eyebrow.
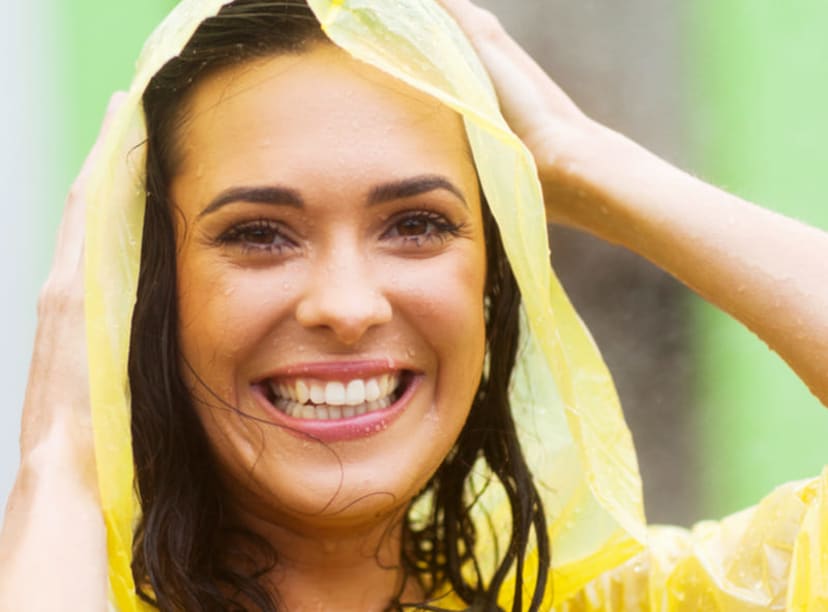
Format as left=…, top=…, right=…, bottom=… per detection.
left=367, top=175, right=468, bottom=208
left=200, top=186, right=303, bottom=217
left=199, top=174, right=467, bottom=218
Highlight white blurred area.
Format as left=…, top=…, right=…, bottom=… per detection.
left=0, top=3, right=61, bottom=518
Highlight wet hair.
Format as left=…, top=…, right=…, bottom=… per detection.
left=129, top=1, right=549, bottom=610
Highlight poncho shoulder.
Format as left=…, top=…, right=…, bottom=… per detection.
left=554, top=469, right=828, bottom=611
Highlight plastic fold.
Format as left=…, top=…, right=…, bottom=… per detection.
left=82, top=0, right=825, bottom=609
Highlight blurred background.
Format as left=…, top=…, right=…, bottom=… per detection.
left=2, top=0, right=827, bottom=527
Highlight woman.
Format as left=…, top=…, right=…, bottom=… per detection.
left=1, top=0, right=827, bottom=610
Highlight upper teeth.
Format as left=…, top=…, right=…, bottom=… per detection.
left=270, top=374, right=399, bottom=407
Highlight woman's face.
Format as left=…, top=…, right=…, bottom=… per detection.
left=172, top=46, right=487, bottom=531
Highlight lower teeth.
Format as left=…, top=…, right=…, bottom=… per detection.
left=274, top=395, right=393, bottom=420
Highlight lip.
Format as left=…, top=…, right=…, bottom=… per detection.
left=252, top=360, right=422, bottom=443
left=256, top=359, right=411, bottom=383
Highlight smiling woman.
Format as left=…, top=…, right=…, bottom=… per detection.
left=129, top=4, right=541, bottom=609
left=139, top=37, right=491, bottom=607
left=2, top=0, right=828, bottom=611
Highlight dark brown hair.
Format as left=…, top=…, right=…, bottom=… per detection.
left=129, top=1, right=549, bottom=610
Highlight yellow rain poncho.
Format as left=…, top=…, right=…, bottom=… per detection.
left=83, top=0, right=828, bottom=609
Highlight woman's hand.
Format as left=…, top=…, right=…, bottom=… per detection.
left=437, top=0, right=600, bottom=225
left=439, top=0, right=587, bottom=144
left=437, top=0, right=641, bottom=230
left=439, top=1, right=828, bottom=406
left=0, top=92, right=126, bottom=612
left=21, top=91, right=126, bottom=477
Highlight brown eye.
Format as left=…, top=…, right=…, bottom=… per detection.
left=396, top=217, right=430, bottom=237
left=217, top=219, right=295, bottom=254
left=383, top=211, right=464, bottom=247
left=241, top=226, right=279, bottom=244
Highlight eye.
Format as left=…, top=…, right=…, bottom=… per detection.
left=216, top=219, right=295, bottom=254
left=396, top=216, right=431, bottom=237
left=384, top=211, right=463, bottom=245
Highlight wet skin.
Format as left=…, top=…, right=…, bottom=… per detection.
left=171, top=43, right=487, bottom=582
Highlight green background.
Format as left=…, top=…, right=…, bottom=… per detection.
left=687, top=1, right=828, bottom=517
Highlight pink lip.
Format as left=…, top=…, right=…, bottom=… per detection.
left=257, top=359, right=410, bottom=383
left=251, top=361, right=422, bottom=443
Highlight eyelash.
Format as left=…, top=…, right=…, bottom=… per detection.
left=216, top=219, right=295, bottom=255
left=382, top=211, right=466, bottom=245
left=215, top=210, right=466, bottom=255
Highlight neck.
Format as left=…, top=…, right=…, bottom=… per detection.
left=231, top=505, right=423, bottom=611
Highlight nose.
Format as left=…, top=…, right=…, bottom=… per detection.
left=295, top=250, right=393, bottom=345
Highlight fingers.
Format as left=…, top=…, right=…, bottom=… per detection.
left=74, top=91, right=128, bottom=189
left=441, top=1, right=535, bottom=79
left=436, top=0, right=489, bottom=26
left=48, top=92, right=127, bottom=292
left=24, top=91, right=126, bottom=461
left=437, top=1, right=583, bottom=133
left=436, top=0, right=555, bottom=94
left=437, top=0, right=509, bottom=48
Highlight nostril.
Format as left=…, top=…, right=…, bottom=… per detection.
left=295, top=283, right=393, bottom=344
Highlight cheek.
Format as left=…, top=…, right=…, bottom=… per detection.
left=390, top=245, right=487, bottom=377
left=176, top=254, right=295, bottom=389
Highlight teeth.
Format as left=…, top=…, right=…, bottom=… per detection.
left=310, top=382, right=326, bottom=404
left=273, top=374, right=399, bottom=407
left=268, top=373, right=404, bottom=421
left=272, top=395, right=395, bottom=421
left=325, top=381, right=345, bottom=405
left=345, top=380, right=365, bottom=405
left=380, top=375, right=392, bottom=396
left=365, top=378, right=381, bottom=402
left=296, top=380, right=309, bottom=404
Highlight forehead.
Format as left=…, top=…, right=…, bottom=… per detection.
left=172, top=45, right=476, bottom=192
